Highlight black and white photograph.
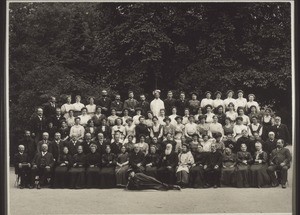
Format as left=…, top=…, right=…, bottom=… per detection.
left=5, top=0, right=296, bottom=214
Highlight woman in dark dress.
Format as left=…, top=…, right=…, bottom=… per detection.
left=69, top=145, right=86, bottom=189
left=261, top=108, right=274, bottom=141
left=59, top=121, right=70, bottom=142
left=144, top=145, right=161, bottom=178
left=249, top=142, right=271, bottom=188
left=236, top=143, right=253, bottom=188
left=215, top=105, right=226, bottom=126
left=150, top=116, right=163, bottom=142
left=86, top=144, right=101, bottom=188
left=115, top=146, right=130, bottom=187
left=189, top=145, right=209, bottom=188
left=85, top=120, right=98, bottom=141
left=220, top=148, right=237, bottom=187
left=98, top=118, right=111, bottom=141
left=53, top=146, right=73, bottom=188
left=99, top=145, right=117, bottom=188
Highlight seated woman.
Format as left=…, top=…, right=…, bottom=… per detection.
left=236, top=143, right=253, bottom=188
left=248, top=116, right=263, bottom=139
left=189, top=145, right=209, bottom=188
left=215, top=105, right=226, bottom=126
left=69, top=117, right=85, bottom=143
left=121, top=108, right=131, bottom=126
left=214, top=132, right=225, bottom=153
left=237, top=107, right=250, bottom=126
left=126, top=169, right=181, bottom=191
left=174, top=116, right=185, bottom=152
left=53, top=146, right=73, bottom=188
left=59, top=121, right=70, bottom=142
left=162, top=117, right=175, bottom=141
left=182, top=108, right=190, bottom=125
left=223, top=117, right=234, bottom=139
left=200, top=134, right=214, bottom=152
left=124, top=118, right=136, bottom=144
left=189, top=133, right=201, bottom=154
left=197, top=115, right=212, bottom=137
left=136, top=135, right=149, bottom=155
left=99, top=145, right=117, bottom=188
left=157, top=144, right=178, bottom=184
left=124, top=135, right=135, bottom=153
left=150, top=116, right=163, bottom=142
left=98, top=118, right=111, bottom=140
left=220, top=148, right=237, bottom=187
left=91, top=106, right=106, bottom=127
left=86, top=144, right=101, bottom=188
left=249, top=142, right=271, bottom=188
left=85, top=96, right=96, bottom=117
left=69, top=145, right=86, bottom=189
left=85, top=119, right=98, bottom=141
left=157, top=109, right=166, bottom=126
left=66, top=110, right=76, bottom=127
left=169, top=107, right=178, bottom=126
left=115, top=146, right=130, bottom=187
left=233, top=117, right=248, bottom=141
left=248, top=105, right=260, bottom=121
left=204, top=105, right=215, bottom=124
left=209, top=115, right=224, bottom=138
left=129, top=144, right=145, bottom=173
left=145, top=111, right=154, bottom=128
left=107, top=108, right=118, bottom=127
left=133, top=108, right=143, bottom=125
left=144, top=145, right=160, bottom=178
left=78, top=107, right=91, bottom=127
left=193, top=107, right=203, bottom=124
left=111, top=118, right=126, bottom=143
left=176, top=144, right=194, bottom=188
left=225, top=102, right=238, bottom=122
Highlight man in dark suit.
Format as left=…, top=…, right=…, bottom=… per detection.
left=129, top=144, right=145, bottom=173
left=98, top=90, right=111, bottom=116
left=123, top=91, right=139, bottom=116
left=110, top=132, right=123, bottom=155
left=267, top=139, right=292, bottom=188
left=94, top=133, right=109, bottom=155
left=18, top=130, right=36, bottom=161
left=30, top=143, right=55, bottom=189
left=271, top=116, right=291, bottom=145
left=37, top=132, right=51, bottom=153
left=48, top=132, right=64, bottom=163
left=164, top=91, right=176, bottom=116
left=176, top=92, right=189, bottom=116
left=135, top=116, right=150, bottom=142
left=137, top=94, right=150, bottom=116
left=14, top=145, right=31, bottom=189
left=64, top=134, right=82, bottom=156
left=110, top=94, right=124, bottom=116
left=30, top=107, right=47, bottom=143
left=82, top=132, right=96, bottom=154
left=264, top=131, right=278, bottom=156
left=43, top=96, right=57, bottom=119
left=50, top=108, right=66, bottom=128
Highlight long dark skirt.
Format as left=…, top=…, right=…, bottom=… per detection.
left=221, top=167, right=236, bottom=187
left=203, top=168, right=221, bottom=187
left=69, top=167, right=86, bottom=189
left=250, top=164, right=271, bottom=187
left=157, top=167, right=176, bottom=184
left=86, top=167, right=100, bottom=188
left=145, top=166, right=158, bottom=179
left=189, top=166, right=205, bottom=188
left=99, top=167, right=116, bottom=188
left=176, top=170, right=189, bottom=186
left=53, top=166, right=69, bottom=188
left=115, top=165, right=129, bottom=186
left=236, top=164, right=250, bottom=188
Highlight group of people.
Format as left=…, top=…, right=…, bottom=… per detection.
left=14, top=89, right=292, bottom=190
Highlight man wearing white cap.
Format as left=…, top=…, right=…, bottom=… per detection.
left=150, top=89, right=165, bottom=117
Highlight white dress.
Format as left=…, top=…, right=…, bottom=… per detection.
left=73, top=102, right=85, bottom=112
left=150, top=98, right=165, bottom=117
left=78, top=114, right=91, bottom=127
left=86, top=104, right=96, bottom=116
left=200, top=98, right=214, bottom=109
left=176, top=151, right=194, bottom=173
left=213, top=99, right=224, bottom=109
left=61, top=103, right=74, bottom=118
left=224, top=98, right=237, bottom=109
left=235, top=98, right=247, bottom=109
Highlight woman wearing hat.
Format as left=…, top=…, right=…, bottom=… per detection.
left=197, top=115, right=212, bottom=137
left=235, top=90, right=247, bottom=110
left=225, top=102, right=238, bottom=122
left=132, top=108, right=143, bottom=125
left=176, top=144, right=195, bottom=187
left=150, top=89, right=165, bottom=117
left=150, top=116, right=163, bottom=142
left=189, top=92, right=200, bottom=115
left=121, top=108, right=131, bottom=126
left=124, top=117, right=136, bottom=144
left=213, top=91, right=225, bottom=111
left=200, top=91, right=214, bottom=110
left=204, top=104, right=215, bottom=124
left=85, top=96, right=96, bottom=117
left=224, top=90, right=236, bottom=110
left=246, top=94, right=260, bottom=112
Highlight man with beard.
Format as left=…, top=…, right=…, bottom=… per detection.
left=37, top=132, right=51, bottom=153
left=157, top=144, right=178, bottom=184
left=98, top=90, right=111, bottom=116
left=82, top=132, right=96, bottom=154
left=271, top=116, right=291, bottom=145
left=203, top=143, right=223, bottom=188
left=236, top=129, right=251, bottom=154
left=267, top=139, right=292, bottom=188
left=14, top=145, right=31, bottom=189
left=164, top=91, right=176, bottom=116
left=129, top=144, right=145, bottom=173
left=264, top=131, right=278, bottom=156
left=18, top=130, right=36, bottom=161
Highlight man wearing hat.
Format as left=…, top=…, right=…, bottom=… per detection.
left=123, top=91, right=139, bottom=117
left=224, top=90, right=236, bottom=110
left=150, top=89, right=165, bottom=117
left=98, top=90, right=111, bottom=116
left=200, top=91, right=214, bottom=110
left=213, top=91, right=224, bottom=110
left=235, top=90, right=247, bottom=109
left=164, top=91, right=176, bottom=116
left=189, top=92, right=200, bottom=115
left=110, top=94, right=124, bottom=116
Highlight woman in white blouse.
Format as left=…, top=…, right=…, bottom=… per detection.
left=73, top=95, right=85, bottom=117
left=78, top=107, right=91, bottom=127
left=224, top=90, right=236, bottom=110
left=235, top=90, right=247, bottom=110
left=86, top=96, right=96, bottom=117
left=204, top=105, right=215, bottom=124
left=213, top=91, right=224, bottom=111
left=237, top=107, right=250, bottom=126
left=233, top=117, right=248, bottom=141
left=200, top=91, right=214, bottom=109
left=61, top=95, right=74, bottom=118
left=246, top=94, right=260, bottom=112
left=225, top=102, right=238, bottom=122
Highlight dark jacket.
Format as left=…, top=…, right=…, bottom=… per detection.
left=86, top=152, right=101, bottom=167
left=14, top=152, right=30, bottom=174
left=48, top=140, right=65, bottom=162
left=31, top=152, right=55, bottom=168
left=205, top=151, right=223, bottom=168
left=160, top=152, right=178, bottom=168
left=271, top=124, right=291, bottom=145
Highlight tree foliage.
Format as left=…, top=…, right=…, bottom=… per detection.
left=9, top=2, right=292, bottom=135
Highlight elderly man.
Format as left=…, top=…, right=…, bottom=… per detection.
left=37, top=132, right=50, bottom=153
left=14, top=145, right=31, bottom=189
left=129, top=144, right=145, bottom=173
left=150, top=90, right=165, bottom=117
left=267, top=139, right=292, bottom=188
left=64, top=134, right=82, bottom=156
left=272, top=116, right=291, bottom=145
left=264, top=131, right=278, bottom=155
left=98, top=90, right=111, bottom=116
left=30, top=143, right=55, bottom=189
left=18, top=130, right=36, bottom=161
left=203, top=143, right=223, bottom=188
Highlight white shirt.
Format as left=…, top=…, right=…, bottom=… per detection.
left=157, top=116, right=166, bottom=126
left=73, top=102, right=85, bottom=112
left=150, top=98, right=165, bottom=117
left=233, top=124, right=248, bottom=140
left=235, top=98, right=247, bottom=108
left=70, top=124, right=85, bottom=140
left=133, top=115, right=141, bottom=125
left=224, top=98, right=237, bottom=109
left=226, top=111, right=238, bottom=121
left=201, top=139, right=214, bottom=152
left=213, top=99, right=224, bottom=109
left=209, top=122, right=224, bottom=135
left=205, top=112, right=215, bottom=124
left=246, top=101, right=260, bottom=111
left=169, top=114, right=178, bottom=126
left=86, top=104, right=96, bottom=114
left=78, top=114, right=91, bottom=126
left=248, top=123, right=263, bottom=136
left=61, top=103, right=74, bottom=116
left=240, top=115, right=250, bottom=126
left=184, top=123, right=198, bottom=136
left=42, top=151, right=47, bottom=156
left=200, top=98, right=214, bottom=108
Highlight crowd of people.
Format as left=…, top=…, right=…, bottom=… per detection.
left=14, top=89, right=292, bottom=190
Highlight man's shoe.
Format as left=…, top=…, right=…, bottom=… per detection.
left=282, top=184, right=287, bottom=189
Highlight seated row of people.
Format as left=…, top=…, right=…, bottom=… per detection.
left=14, top=138, right=291, bottom=190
